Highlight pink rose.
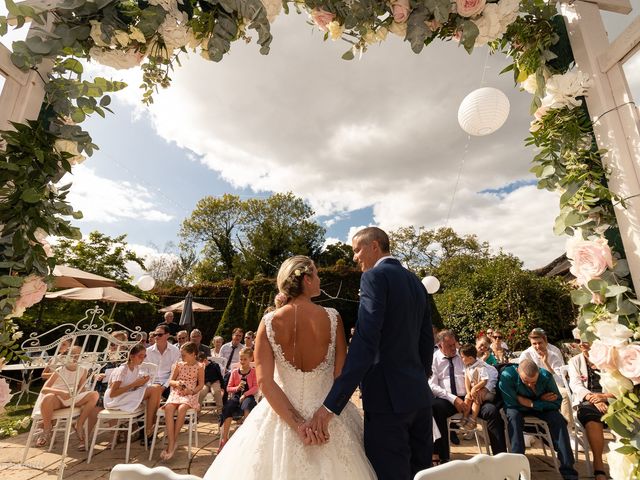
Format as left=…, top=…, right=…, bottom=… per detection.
left=0, top=378, right=12, bottom=411
left=456, top=0, right=486, bottom=17
left=311, top=8, right=335, bottom=31
left=589, top=340, right=617, bottom=371
left=15, top=275, right=47, bottom=310
left=566, top=236, right=614, bottom=286
left=591, top=292, right=604, bottom=305
left=616, top=345, right=640, bottom=383
left=390, top=0, right=410, bottom=24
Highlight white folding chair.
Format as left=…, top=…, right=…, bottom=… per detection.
left=500, top=410, right=560, bottom=472
left=110, top=464, right=202, bottom=480
left=414, top=452, right=530, bottom=480
left=149, top=407, right=199, bottom=460
left=23, top=407, right=86, bottom=463
left=446, top=413, right=491, bottom=454
left=558, top=365, right=593, bottom=476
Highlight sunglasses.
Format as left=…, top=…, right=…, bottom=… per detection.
left=155, top=332, right=167, bottom=337
left=494, top=335, right=503, bottom=339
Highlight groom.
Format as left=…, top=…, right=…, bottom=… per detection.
left=305, top=227, right=434, bottom=480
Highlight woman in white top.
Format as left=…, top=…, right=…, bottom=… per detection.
left=104, top=344, right=162, bottom=438
left=33, top=345, right=100, bottom=450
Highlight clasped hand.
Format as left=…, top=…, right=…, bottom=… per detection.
left=297, top=407, right=333, bottom=446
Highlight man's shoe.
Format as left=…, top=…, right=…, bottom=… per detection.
left=450, top=431, right=460, bottom=445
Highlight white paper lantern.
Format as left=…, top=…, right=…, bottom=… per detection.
left=136, top=275, right=156, bottom=291
left=421, top=276, right=440, bottom=294
left=458, top=87, right=510, bottom=136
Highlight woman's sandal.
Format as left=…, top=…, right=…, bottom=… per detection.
left=594, top=470, right=608, bottom=480
left=35, top=429, right=53, bottom=447
left=73, top=423, right=86, bottom=451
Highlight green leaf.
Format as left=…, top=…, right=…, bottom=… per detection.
left=70, top=108, right=86, bottom=123
left=60, top=58, right=83, bottom=74
left=605, top=285, right=628, bottom=297
left=459, top=20, right=479, bottom=54
left=99, top=95, right=112, bottom=107
left=571, top=289, right=592, bottom=306
left=587, top=279, right=606, bottom=293
left=613, top=259, right=630, bottom=277
left=21, top=188, right=42, bottom=203
left=25, top=36, right=53, bottom=55
left=341, top=49, right=354, bottom=61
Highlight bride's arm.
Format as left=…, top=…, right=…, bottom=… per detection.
left=255, top=321, right=305, bottom=431
left=334, top=314, right=347, bottom=379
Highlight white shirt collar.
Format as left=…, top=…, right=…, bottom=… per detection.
left=373, top=255, right=394, bottom=268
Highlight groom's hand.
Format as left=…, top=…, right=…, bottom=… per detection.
left=308, top=406, right=333, bottom=444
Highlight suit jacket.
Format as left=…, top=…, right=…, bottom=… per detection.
left=324, top=257, right=434, bottom=414
left=567, top=353, right=591, bottom=407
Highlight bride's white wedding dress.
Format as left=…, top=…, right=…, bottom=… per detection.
left=203, top=307, right=376, bottom=479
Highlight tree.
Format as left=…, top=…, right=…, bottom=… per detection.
left=145, top=242, right=197, bottom=288
left=216, top=276, right=245, bottom=340
left=317, top=242, right=356, bottom=268
left=240, top=193, right=325, bottom=277
left=180, top=194, right=243, bottom=278
left=433, top=253, right=575, bottom=350
left=244, top=286, right=259, bottom=332
left=53, top=231, right=145, bottom=284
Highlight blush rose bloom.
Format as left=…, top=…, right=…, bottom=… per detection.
left=456, top=0, right=486, bottom=17
left=594, top=320, right=634, bottom=347
left=565, top=236, right=614, bottom=286
left=0, top=378, right=12, bottom=412
left=588, top=340, right=617, bottom=371
left=16, top=275, right=47, bottom=311
left=608, top=442, right=639, bottom=480
left=310, top=8, right=335, bottom=31
left=616, top=344, right=640, bottom=383
left=390, top=0, right=410, bottom=24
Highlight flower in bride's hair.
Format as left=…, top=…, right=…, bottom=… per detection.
left=294, top=269, right=301, bottom=276
left=275, top=292, right=288, bottom=308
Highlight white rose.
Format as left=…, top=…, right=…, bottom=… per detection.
left=12, top=331, right=23, bottom=341
left=158, top=14, right=190, bottom=52
left=113, top=30, right=131, bottom=47
left=129, top=26, right=146, bottom=44
left=89, top=47, right=145, bottom=70
left=89, top=20, right=111, bottom=47
left=54, top=139, right=85, bottom=165
left=599, top=370, right=634, bottom=397
left=260, top=0, right=282, bottom=23
left=521, top=74, right=538, bottom=95
left=473, top=0, right=519, bottom=46
left=543, top=70, right=591, bottom=110
left=327, top=21, right=344, bottom=41
left=593, top=320, right=633, bottom=347
left=608, top=442, right=638, bottom=480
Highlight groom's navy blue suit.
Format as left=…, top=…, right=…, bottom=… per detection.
left=324, top=257, right=434, bottom=480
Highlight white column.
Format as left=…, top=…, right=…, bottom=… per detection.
left=561, top=0, right=640, bottom=293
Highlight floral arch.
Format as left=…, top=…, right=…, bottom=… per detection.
left=0, top=0, right=639, bottom=475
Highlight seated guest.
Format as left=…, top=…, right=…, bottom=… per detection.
left=499, top=359, right=578, bottom=480
left=190, top=328, right=211, bottom=357
left=94, top=330, right=129, bottom=405
left=218, top=347, right=258, bottom=451
left=42, top=338, right=73, bottom=380
left=519, top=328, right=573, bottom=429
left=220, top=328, right=244, bottom=374
left=198, top=352, right=224, bottom=415
left=177, top=330, right=189, bottom=348
left=429, top=330, right=505, bottom=464
left=32, top=346, right=100, bottom=450
left=459, top=344, right=498, bottom=430
left=244, top=331, right=255, bottom=349
left=490, top=330, right=511, bottom=363
left=147, top=331, right=156, bottom=347
left=568, top=340, right=613, bottom=480
left=104, top=344, right=162, bottom=442
left=160, top=311, right=180, bottom=337
left=211, top=336, right=224, bottom=357
left=476, top=335, right=498, bottom=366
left=144, top=324, right=181, bottom=445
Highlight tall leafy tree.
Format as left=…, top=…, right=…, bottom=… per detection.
left=53, top=231, right=145, bottom=284
left=180, top=194, right=243, bottom=278
left=216, top=276, right=244, bottom=340
left=317, top=242, right=356, bottom=267
left=243, top=286, right=259, bottom=332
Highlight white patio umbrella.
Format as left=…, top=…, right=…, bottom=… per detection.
left=52, top=265, right=117, bottom=289
left=45, top=286, right=147, bottom=318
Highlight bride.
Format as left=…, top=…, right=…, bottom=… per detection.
left=203, top=255, right=376, bottom=479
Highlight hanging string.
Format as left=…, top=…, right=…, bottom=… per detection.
left=445, top=48, right=491, bottom=226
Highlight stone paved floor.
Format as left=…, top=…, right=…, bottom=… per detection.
left=0, top=408, right=606, bottom=479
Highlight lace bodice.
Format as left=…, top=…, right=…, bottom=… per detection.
left=263, top=307, right=337, bottom=418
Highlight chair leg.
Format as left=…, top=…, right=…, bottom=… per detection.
left=125, top=418, right=132, bottom=463
left=87, top=417, right=101, bottom=464
left=187, top=414, right=193, bottom=459
left=194, top=413, right=198, bottom=448
left=149, top=414, right=161, bottom=461
left=22, top=420, right=37, bottom=464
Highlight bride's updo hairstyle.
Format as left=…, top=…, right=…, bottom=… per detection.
left=275, top=255, right=314, bottom=307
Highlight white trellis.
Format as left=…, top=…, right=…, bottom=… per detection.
left=560, top=0, right=640, bottom=293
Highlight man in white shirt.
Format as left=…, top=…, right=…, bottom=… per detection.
left=519, top=328, right=573, bottom=428
left=430, top=330, right=505, bottom=463
left=219, top=328, right=244, bottom=374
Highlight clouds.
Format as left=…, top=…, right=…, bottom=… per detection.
left=62, top=165, right=174, bottom=223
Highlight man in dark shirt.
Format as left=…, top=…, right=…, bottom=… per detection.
left=499, top=359, right=578, bottom=480
left=198, top=352, right=224, bottom=415
left=160, top=311, right=180, bottom=337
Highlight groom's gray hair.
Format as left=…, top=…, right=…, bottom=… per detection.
left=353, top=227, right=390, bottom=253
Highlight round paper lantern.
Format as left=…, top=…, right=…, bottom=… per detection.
left=458, top=87, right=510, bottom=136
left=136, top=275, right=156, bottom=291
left=421, top=276, right=440, bottom=294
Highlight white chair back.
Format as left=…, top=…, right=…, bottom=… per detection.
left=414, top=453, right=530, bottom=480
left=110, top=464, right=202, bottom=480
